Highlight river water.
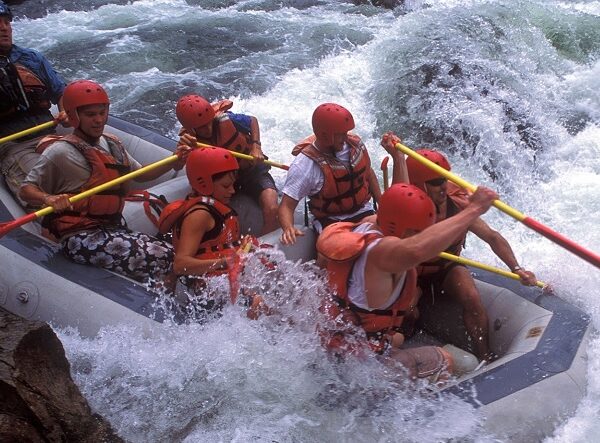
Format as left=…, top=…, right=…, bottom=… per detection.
left=10, top=0, right=600, bottom=441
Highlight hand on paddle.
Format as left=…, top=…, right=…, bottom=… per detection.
left=380, top=131, right=409, bottom=185
left=513, top=267, right=539, bottom=287
left=173, top=142, right=193, bottom=170
left=468, top=186, right=499, bottom=215
left=43, top=194, right=73, bottom=212
left=56, top=110, right=70, bottom=128
left=249, top=141, right=265, bottom=163
left=178, top=131, right=196, bottom=148
left=380, top=131, right=402, bottom=159
left=19, top=183, right=73, bottom=212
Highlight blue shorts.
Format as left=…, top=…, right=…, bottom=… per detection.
left=236, top=160, right=277, bottom=201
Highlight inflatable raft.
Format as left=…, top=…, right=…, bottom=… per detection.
left=0, top=117, right=590, bottom=441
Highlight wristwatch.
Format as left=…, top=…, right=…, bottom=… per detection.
left=511, top=265, right=523, bottom=272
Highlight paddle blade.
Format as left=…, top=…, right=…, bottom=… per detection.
left=0, top=212, right=39, bottom=238
left=226, top=253, right=243, bottom=304
left=522, top=217, right=600, bottom=269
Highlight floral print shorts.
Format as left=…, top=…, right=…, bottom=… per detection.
left=61, top=227, right=174, bottom=283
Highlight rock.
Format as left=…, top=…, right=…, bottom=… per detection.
left=0, top=309, right=122, bottom=442
left=352, top=0, right=404, bottom=8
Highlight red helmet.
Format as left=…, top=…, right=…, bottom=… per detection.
left=176, top=95, right=215, bottom=130
left=377, top=184, right=436, bottom=237
left=311, top=103, right=355, bottom=146
left=62, top=80, right=110, bottom=128
left=186, top=147, right=238, bottom=195
left=406, top=149, right=451, bottom=191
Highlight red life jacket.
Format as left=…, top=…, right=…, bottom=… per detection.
left=41, top=133, right=131, bottom=238
left=417, top=183, right=470, bottom=276
left=158, top=195, right=241, bottom=277
left=0, top=62, right=51, bottom=118
left=183, top=99, right=255, bottom=170
left=292, top=134, right=372, bottom=222
left=317, top=222, right=419, bottom=354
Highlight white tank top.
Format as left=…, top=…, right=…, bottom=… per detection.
left=347, top=223, right=407, bottom=310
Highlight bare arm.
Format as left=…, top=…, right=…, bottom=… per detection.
left=470, top=218, right=538, bottom=285
left=380, top=131, right=408, bottom=184
left=370, top=187, right=499, bottom=274
left=248, top=116, right=264, bottom=161
left=368, top=167, right=381, bottom=204
left=173, top=208, right=227, bottom=276
left=54, top=96, right=70, bottom=127
left=278, top=194, right=304, bottom=245
left=133, top=142, right=190, bottom=182
left=19, top=184, right=72, bottom=212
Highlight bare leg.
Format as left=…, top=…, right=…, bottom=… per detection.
left=442, top=266, right=492, bottom=361
left=259, top=188, right=279, bottom=235
left=389, top=346, right=455, bottom=381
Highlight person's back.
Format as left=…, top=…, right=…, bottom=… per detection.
left=0, top=1, right=67, bottom=205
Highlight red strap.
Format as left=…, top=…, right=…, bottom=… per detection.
left=125, top=190, right=168, bottom=228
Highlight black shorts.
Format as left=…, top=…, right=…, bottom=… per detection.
left=418, top=262, right=466, bottom=299
left=318, top=209, right=376, bottom=229
left=236, top=161, right=277, bottom=201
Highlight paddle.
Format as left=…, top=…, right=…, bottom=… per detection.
left=0, top=154, right=182, bottom=238
left=439, top=251, right=547, bottom=289
left=379, top=149, right=547, bottom=288
left=0, top=120, right=58, bottom=145
left=380, top=156, right=390, bottom=191
left=395, top=143, right=600, bottom=270
left=196, top=142, right=289, bottom=170
left=227, top=239, right=254, bottom=304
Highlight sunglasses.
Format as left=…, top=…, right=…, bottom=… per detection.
left=425, top=177, right=447, bottom=187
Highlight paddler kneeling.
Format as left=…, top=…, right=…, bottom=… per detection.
left=158, top=146, right=269, bottom=320
left=316, top=183, right=498, bottom=381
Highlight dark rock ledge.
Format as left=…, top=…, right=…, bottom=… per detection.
left=0, top=309, right=122, bottom=442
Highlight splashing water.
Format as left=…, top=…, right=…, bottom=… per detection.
left=59, top=251, right=488, bottom=442
left=10, top=0, right=600, bottom=440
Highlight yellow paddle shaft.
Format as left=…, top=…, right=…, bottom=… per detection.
left=394, top=143, right=526, bottom=221
left=196, top=142, right=289, bottom=170
left=0, top=120, right=58, bottom=145
left=439, top=252, right=546, bottom=288
left=32, top=154, right=180, bottom=218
